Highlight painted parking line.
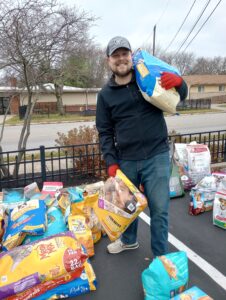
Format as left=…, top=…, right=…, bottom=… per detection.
left=139, top=212, right=226, bottom=291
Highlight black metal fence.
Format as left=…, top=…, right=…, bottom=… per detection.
left=177, top=98, right=211, bottom=110
left=0, top=129, right=226, bottom=190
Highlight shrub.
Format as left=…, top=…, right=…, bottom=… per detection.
left=55, top=125, right=107, bottom=178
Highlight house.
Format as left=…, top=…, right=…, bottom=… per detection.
left=0, top=83, right=101, bottom=115
left=183, top=75, right=226, bottom=103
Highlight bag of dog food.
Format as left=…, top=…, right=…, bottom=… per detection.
left=133, top=49, right=180, bottom=113
left=0, top=231, right=87, bottom=298
left=142, top=251, right=189, bottom=300
left=170, top=160, right=184, bottom=198
left=171, top=285, right=213, bottom=299
left=93, top=169, right=147, bottom=241
left=213, top=190, right=226, bottom=229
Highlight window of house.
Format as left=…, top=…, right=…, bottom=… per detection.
left=198, top=85, right=204, bottom=93
left=219, top=85, right=225, bottom=92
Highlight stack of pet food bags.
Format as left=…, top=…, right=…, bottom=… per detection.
left=92, top=169, right=147, bottom=241
left=0, top=181, right=97, bottom=299
left=174, top=142, right=211, bottom=191
left=189, top=172, right=226, bottom=227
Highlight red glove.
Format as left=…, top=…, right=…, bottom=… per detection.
left=108, top=164, right=119, bottom=177
left=160, top=72, right=182, bottom=90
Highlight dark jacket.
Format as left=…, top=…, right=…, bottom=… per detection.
left=96, top=72, right=187, bottom=166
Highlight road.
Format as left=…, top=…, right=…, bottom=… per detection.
left=1, top=112, right=226, bottom=151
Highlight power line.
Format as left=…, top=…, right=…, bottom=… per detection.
left=164, top=0, right=197, bottom=52
left=174, top=0, right=212, bottom=56
left=181, top=0, right=222, bottom=54
left=143, top=0, right=171, bottom=46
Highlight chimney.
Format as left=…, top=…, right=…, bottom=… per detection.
left=9, top=77, right=17, bottom=87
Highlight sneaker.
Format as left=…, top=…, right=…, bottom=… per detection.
left=107, top=239, right=139, bottom=254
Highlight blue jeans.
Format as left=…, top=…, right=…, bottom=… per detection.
left=119, top=151, right=170, bottom=256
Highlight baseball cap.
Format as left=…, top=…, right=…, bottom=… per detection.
left=106, top=36, right=131, bottom=56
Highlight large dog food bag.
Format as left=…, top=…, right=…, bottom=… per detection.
left=93, top=169, right=147, bottom=241
left=142, top=251, right=189, bottom=300
left=133, top=49, right=181, bottom=114
left=213, top=190, right=226, bottom=229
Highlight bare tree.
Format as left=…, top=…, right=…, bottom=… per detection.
left=0, top=0, right=94, bottom=176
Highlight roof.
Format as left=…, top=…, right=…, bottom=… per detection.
left=0, top=83, right=100, bottom=93
left=183, top=75, right=226, bottom=86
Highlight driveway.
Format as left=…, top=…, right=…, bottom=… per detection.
left=73, top=192, right=226, bottom=300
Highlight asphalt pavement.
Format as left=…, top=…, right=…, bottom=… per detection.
left=73, top=192, right=226, bottom=300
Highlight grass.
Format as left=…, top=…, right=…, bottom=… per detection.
left=5, top=113, right=95, bottom=125
left=3, top=107, right=225, bottom=125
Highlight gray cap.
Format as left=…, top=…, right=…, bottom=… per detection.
left=106, top=36, right=131, bottom=56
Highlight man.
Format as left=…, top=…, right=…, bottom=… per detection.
left=96, top=36, right=188, bottom=257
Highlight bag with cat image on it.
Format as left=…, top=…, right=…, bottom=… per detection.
left=142, top=251, right=189, bottom=300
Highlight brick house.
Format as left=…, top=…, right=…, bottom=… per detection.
left=0, top=83, right=100, bottom=115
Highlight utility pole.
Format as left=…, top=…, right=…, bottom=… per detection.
left=153, top=25, right=156, bottom=56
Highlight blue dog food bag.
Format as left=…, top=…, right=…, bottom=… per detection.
left=171, top=285, right=213, bottom=299
left=133, top=49, right=181, bottom=114
left=142, top=251, right=189, bottom=300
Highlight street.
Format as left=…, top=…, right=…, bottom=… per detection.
left=1, top=112, right=226, bottom=151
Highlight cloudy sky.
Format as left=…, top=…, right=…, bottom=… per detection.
left=64, top=0, right=225, bottom=58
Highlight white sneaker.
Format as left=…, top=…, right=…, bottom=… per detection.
left=107, top=239, right=139, bottom=254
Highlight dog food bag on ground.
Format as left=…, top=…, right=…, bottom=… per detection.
left=23, top=206, right=67, bottom=245
left=174, top=144, right=193, bottom=190
left=31, top=259, right=97, bottom=300
left=24, top=182, right=40, bottom=199
left=142, top=251, right=189, bottom=300
left=2, top=188, right=26, bottom=211
left=6, top=269, right=82, bottom=300
left=93, top=169, right=147, bottom=241
left=2, top=199, right=47, bottom=250
left=213, top=190, right=226, bottom=229
left=189, top=174, right=222, bottom=215
left=0, top=231, right=88, bottom=298
left=212, top=172, right=226, bottom=190
left=42, top=182, right=63, bottom=197
left=171, top=285, right=213, bottom=299
left=6, top=259, right=96, bottom=300
left=170, top=160, right=185, bottom=198
left=133, top=49, right=181, bottom=114
left=68, top=215, right=94, bottom=257
left=186, top=144, right=211, bottom=185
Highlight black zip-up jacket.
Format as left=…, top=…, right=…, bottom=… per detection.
left=96, top=72, right=188, bottom=167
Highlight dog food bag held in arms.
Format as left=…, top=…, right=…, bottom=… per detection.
left=133, top=49, right=181, bottom=114
left=93, top=169, right=147, bottom=241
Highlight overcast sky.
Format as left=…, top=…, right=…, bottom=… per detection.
left=64, top=0, right=225, bottom=58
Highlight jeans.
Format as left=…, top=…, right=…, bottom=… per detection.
left=119, top=151, right=170, bottom=257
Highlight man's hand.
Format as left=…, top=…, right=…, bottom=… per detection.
left=160, top=72, right=182, bottom=90
left=108, top=164, right=119, bottom=177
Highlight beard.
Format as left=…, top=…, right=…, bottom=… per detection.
left=110, top=63, right=133, bottom=78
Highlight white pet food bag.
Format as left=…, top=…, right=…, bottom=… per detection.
left=186, top=144, right=211, bottom=185
left=213, top=191, right=226, bottom=229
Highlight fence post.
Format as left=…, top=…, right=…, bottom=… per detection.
left=224, top=136, right=226, bottom=162
left=40, top=145, right=46, bottom=182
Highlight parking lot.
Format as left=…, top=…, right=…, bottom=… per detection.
left=74, top=192, right=226, bottom=300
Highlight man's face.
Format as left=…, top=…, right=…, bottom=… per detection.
left=107, top=48, right=132, bottom=77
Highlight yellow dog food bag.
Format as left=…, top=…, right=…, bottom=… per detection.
left=68, top=215, right=95, bottom=257
left=93, top=169, right=147, bottom=241
left=0, top=231, right=87, bottom=299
